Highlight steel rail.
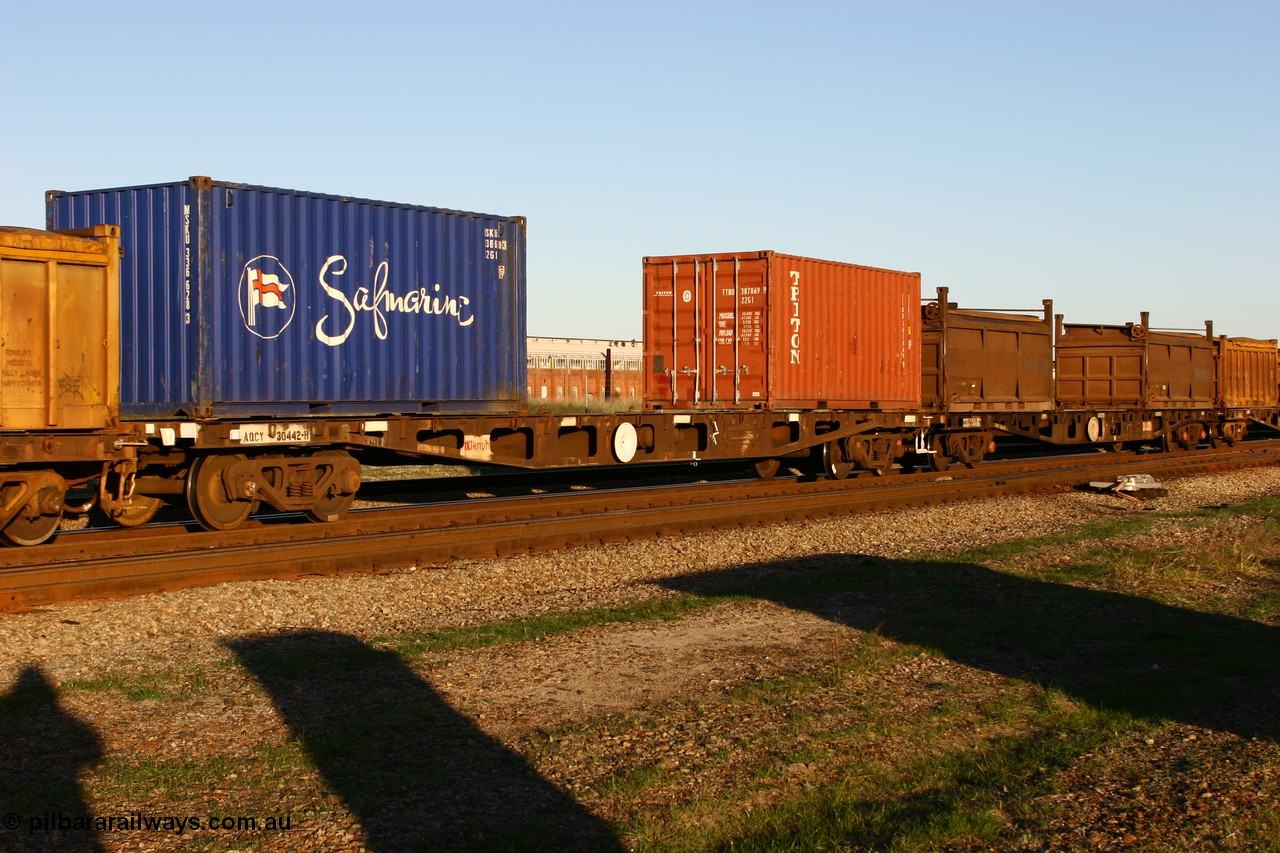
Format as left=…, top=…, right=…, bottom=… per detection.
left=1, top=443, right=1277, bottom=612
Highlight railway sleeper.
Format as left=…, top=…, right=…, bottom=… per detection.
left=184, top=451, right=362, bottom=532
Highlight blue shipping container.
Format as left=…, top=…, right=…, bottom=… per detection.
left=47, top=177, right=526, bottom=418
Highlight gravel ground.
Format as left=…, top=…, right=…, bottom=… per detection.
left=3, top=465, right=1280, bottom=852
left=3, top=466, right=1279, bottom=687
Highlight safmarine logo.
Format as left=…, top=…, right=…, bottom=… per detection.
left=238, top=256, right=297, bottom=339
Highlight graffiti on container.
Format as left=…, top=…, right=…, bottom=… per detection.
left=315, top=255, right=476, bottom=347
left=57, top=373, right=84, bottom=400
left=238, top=256, right=298, bottom=340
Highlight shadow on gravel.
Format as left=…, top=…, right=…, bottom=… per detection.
left=0, top=666, right=103, bottom=852
left=227, top=631, right=622, bottom=853
left=662, top=555, right=1280, bottom=742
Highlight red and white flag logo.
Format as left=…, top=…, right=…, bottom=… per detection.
left=249, top=268, right=290, bottom=312
left=238, top=255, right=297, bottom=340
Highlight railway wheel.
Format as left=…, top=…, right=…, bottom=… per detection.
left=927, top=436, right=952, bottom=472
left=752, top=458, right=781, bottom=480
left=0, top=508, right=62, bottom=547
left=186, top=454, right=254, bottom=532
left=304, top=451, right=359, bottom=523
left=1219, top=422, right=1246, bottom=447
left=104, top=495, right=163, bottom=528
left=1162, top=428, right=1192, bottom=454
left=959, top=434, right=993, bottom=469
left=306, top=492, right=354, bottom=523
left=820, top=440, right=853, bottom=480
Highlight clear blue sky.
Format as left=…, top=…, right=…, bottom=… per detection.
left=3, top=1, right=1276, bottom=339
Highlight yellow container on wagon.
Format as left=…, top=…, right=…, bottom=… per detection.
left=1216, top=336, right=1279, bottom=409
left=0, top=225, right=120, bottom=431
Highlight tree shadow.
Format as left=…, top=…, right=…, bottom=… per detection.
left=0, top=666, right=103, bottom=852
left=227, top=631, right=622, bottom=853
left=662, top=554, right=1280, bottom=741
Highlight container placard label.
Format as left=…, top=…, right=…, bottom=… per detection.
left=238, top=423, right=314, bottom=445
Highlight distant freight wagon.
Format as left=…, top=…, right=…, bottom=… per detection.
left=48, top=177, right=527, bottom=418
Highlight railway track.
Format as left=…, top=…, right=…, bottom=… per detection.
left=2, top=442, right=1278, bottom=612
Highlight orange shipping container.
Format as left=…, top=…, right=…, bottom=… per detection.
left=643, top=251, right=920, bottom=410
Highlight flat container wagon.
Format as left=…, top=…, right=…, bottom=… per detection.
left=921, top=287, right=1054, bottom=413
left=47, top=177, right=526, bottom=418
left=642, top=251, right=920, bottom=411
left=0, top=225, right=120, bottom=431
left=1216, top=336, right=1279, bottom=409
left=1054, top=313, right=1215, bottom=409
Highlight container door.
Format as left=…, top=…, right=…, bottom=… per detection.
left=645, top=257, right=769, bottom=407
left=704, top=256, right=768, bottom=405
left=644, top=258, right=698, bottom=405
left=0, top=253, right=111, bottom=429
left=0, top=256, right=51, bottom=429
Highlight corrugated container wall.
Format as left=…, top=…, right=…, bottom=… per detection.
left=1055, top=318, right=1215, bottom=408
left=920, top=287, right=1054, bottom=412
left=47, top=177, right=526, bottom=418
left=643, top=251, right=920, bottom=410
left=0, top=226, right=120, bottom=431
left=1216, top=337, right=1279, bottom=409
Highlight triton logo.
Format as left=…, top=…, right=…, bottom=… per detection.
left=238, top=255, right=297, bottom=339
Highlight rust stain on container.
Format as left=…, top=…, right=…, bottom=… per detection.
left=642, top=251, right=920, bottom=410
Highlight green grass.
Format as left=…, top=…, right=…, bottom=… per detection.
left=60, top=672, right=192, bottom=702
left=597, top=663, right=1136, bottom=852
left=947, top=514, right=1162, bottom=565
left=95, top=741, right=315, bottom=799
left=380, top=592, right=749, bottom=659
left=822, top=713, right=1120, bottom=851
